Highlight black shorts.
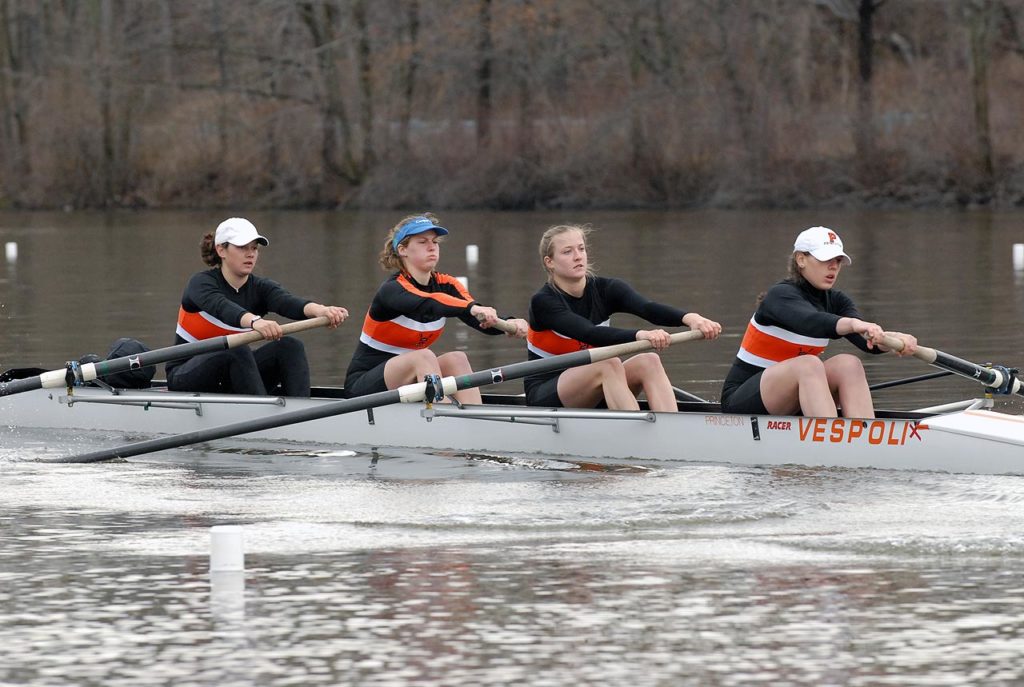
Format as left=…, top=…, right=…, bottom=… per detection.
left=720, top=370, right=769, bottom=415
left=524, top=374, right=564, bottom=408
left=344, top=362, right=388, bottom=398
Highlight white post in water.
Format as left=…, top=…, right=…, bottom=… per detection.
left=209, top=525, right=245, bottom=616
left=456, top=275, right=469, bottom=290
left=466, top=244, right=479, bottom=267
left=4, top=242, right=16, bottom=263
left=210, top=525, right=244, bottom=572
left=1013, top=243, right=1024, bottom=271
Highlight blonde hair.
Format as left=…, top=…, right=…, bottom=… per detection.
left=378, top=212, right=444, bottom=272
left=539, top=224, right=596, bottom=283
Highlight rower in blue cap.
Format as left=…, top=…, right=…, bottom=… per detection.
left=343, top=213, right=527, bottom=403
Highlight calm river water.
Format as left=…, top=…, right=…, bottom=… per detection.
left=2, top=209, right=1024, bottom=686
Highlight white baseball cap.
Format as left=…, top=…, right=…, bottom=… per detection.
left=793, top=226, right=851, bottom=265
left=215, top=217, right=269, bottom=247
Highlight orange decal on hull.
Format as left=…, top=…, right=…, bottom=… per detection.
left=796, top=418, right=924, bottom=447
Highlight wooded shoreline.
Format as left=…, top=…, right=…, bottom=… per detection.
left=2, top=1, right=1023, bottom=211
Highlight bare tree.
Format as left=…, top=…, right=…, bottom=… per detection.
left=299, top=0, right=361, bottom=187
left=398, top=0, right=420, bottom=151
left=967, top=0, right=997, bottom=191
left=353, top=0, right=374, bottom=168
left=815, top=0, right=885, bottom=175
left=476, top=0, right=493, bottom=148
left=0, top=0, right=32, bottom=193
left=855, top=0, right=883, bottom=172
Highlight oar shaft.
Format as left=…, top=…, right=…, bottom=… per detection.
left=61, top=389, right=404, bottom=463
left=83, top=316, right=330, bottom=383
left=444, top=330, right=705, bottom=396
left=0, top=317, right=331, bottom=397
left=59, top=328, right=706, bottom=464
left=879, top=334, right=1021, bottom=395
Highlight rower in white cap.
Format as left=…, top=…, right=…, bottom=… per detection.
left=720, top=226, right=918, bottom=418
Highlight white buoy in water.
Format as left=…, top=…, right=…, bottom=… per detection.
left=466, top=244, right=479, bottom=267
left=4, top=242, right=16, bottom=263
left=456, top=275, right=469, bottom=290
left=210, top=525, right=244, bottom=572
left=1013, top=243, right=1024, bottom=271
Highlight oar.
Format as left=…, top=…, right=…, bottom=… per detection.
left=879, top=335, right=1022, bottom=396
left=1, top=317, right=331, bottom=397
left=54, top=329, right=706, bottom=464
left=869, top=371, right=952, bottom=392
left=672, top=386, right=708, bottom=403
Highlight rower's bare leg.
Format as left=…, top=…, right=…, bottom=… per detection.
left=384, top=349, right=442, bottom=388
left=824, top=354, right=874, bottom=418
left=437, top=351, right=482, bottom=404
left=556, top=358, right=640, bottom=410
left=623, top=352, right=676, bottom=412
left=760, top=356, right=837, bottom=417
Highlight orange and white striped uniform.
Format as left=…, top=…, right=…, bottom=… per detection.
left=175, top=306, right=251, bottom=343
left=357, top=273, right=475, bottom=355
left=526, top=319, right=609, bottom=358
left=360, top=313, right=446, bottom=354
left=736, top=316, right=830, bottom=368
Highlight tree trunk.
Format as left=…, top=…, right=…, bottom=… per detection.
left=160, top=0, right=177, bottom=86
left=99, top=0, right=115, bottom=206
left=299, top=0, right=361, bottom=187
left=0, top=0, right=30, bottom=187
left=399, top=0, right=419, bottom=151
left=353, top=0, right=374, bottom=169
left=211, top=0, right=229, bottom=171
left=711, top=0, right=755, bottom=164
left=854, top=0, right=877, bottom=176
left=476, top=0, right=492, bottom=148
left=967, top=0, right=995, bottom=191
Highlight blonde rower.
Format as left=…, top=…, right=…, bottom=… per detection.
left=524, top=224, right=721, bottom=411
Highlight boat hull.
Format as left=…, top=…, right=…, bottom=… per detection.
left=3, top=386, right=1023, bottom=474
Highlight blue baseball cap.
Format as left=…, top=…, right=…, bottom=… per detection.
left=392, top=216, right=449, bottom=250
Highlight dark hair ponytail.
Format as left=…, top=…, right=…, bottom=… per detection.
left=201, top=232, right=221, bottom=266
left=757, top=253, right=808, bottom=305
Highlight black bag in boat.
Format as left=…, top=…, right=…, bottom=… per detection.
left=99, top=337, right=156, bottom=389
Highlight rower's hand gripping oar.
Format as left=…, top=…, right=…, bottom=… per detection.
left=475, top=312, right=522, bottom=336
left=878, top=334, right=1022, bottom=397
left=54, top=329, right=706, bottom=464
left=0, top=316, right=331, bottom=397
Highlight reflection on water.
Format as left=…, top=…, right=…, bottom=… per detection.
left=4, top=431, right=1024, bottom=685
left=3, top=509, right=1024, bottom=686
left=3, top=210, right=1024, bottom=685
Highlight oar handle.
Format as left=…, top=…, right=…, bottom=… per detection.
left=224, top=316, right=331, bottom=348
left=471, top=313, right=519, bottom=335
left=878, top=334, right=937, bottom=364
left=590, top=330, right=706, bottom=362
